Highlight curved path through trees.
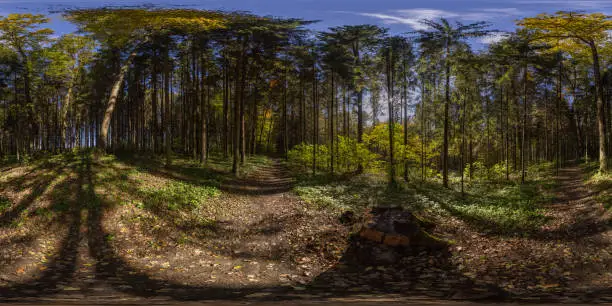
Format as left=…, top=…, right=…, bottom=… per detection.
left=1, top=159, right=612, bottom=305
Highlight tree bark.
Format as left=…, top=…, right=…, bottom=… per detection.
left=591, top=42, right=608, bottom=173
left=330, top=69, right=334, bottom=174
left=100, top=48, right=140, bottom=150
left=387, top=47, right=395, bottom=185
left=442, top=43, right=450, bottom=188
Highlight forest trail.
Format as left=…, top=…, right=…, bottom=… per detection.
left=543, top=165, right=610, bottom=239
left=3, top=159, right=612, bottom=304
left=441, top=164, right=612, bottom=303
left=0, top=157, right=349, bottom=303
left=220, top=159, right=295, bottom=195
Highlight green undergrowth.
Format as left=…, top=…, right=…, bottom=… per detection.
left=139, top=181, right=221, bottom=211
left=583, top=160, right=612, bottom=210
left=0, top=195, right=10, bottom=213
left=94, top=154, right=224, bottom=213
left=294, top=162, right=557, bottom=236
left=114, top=152, right=273, bottom=182
left=1, top=151, right=274, bottom=226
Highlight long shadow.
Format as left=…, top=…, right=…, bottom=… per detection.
left=83, top=155, right=301, bottom=300
left=413, top=177, right=611, bottom=243
left=219, top=181, right=294, bottom=195
left=0, top=157, right=85, bottom=299
left=97, top=154, right=512, bottom=301
left=2, top=153, right=601, bottom=303
left=308, top=237, right=508, bottom=301
left=85, top=165, right=509, bottom=302
left=114, top=154, right=225, bottom=187
left=0, top=156, right=78, bottom=227
left=115, top=154, right=295, bottom=196
left=88, top=157, right=315, bottom=263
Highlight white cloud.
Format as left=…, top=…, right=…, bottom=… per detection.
left=357, top=9, right=453, bottom=30
left=479, top=8, right=523, bottom=15
left=480, top=31, right=511, bottom=45
left=352, top=7, right=525, bottom=30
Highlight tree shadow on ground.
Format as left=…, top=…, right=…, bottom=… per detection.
left=115, top=153, right=295, bottom=196
left=0, top=157, right=86, bottom=298
left=413, top=174, right=610, bottom=243
left=2, top=153, right=609, bottom=303
left=0, top=155, right=80, bottom=228
left=0, top=152, right=508, bottom=303
left=307, top=236, right=509, bottom=301
left=114, top=153, right=226, bottom=186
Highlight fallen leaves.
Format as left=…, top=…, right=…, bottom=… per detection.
left=540, top=283, right=560, bottom=289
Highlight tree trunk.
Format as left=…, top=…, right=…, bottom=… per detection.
left=591, top=43, right=608, bottom=173
left=403, top=62, right=409, bottom=182
left=61, top=84, right=74, bottom=150
left=200, top=53, right=208, bottom=164
left=387, top=48, right=395, bottom=185
left=152, top=54, right=159, bottom=153
left=232, top=39, right=245, bottom=175
left=521, top=64, right=528, bottom=184
left=421, top=75, right=426, bottom=182
left=100, top=48, right=140, bottom=150
left=312, top=57, right=318, bottom=176
left=330, top=69, right=334, bottom=175
left=223, top=55, right=230, bottom=158
left=355, top=43, right=364, bottom=173
left=442, top=44, right=450, bottom=188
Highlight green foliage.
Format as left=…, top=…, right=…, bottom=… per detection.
left=65, top=8, right=228, bottom=48
left=294, top=174, right=396, bottom=212
left=34, top=207, right=53, bottom=219
left=364, top=123, right=403, bottom=157
left=287, top=136, right=378, bottom=174
left=519, top=11, right=612, bottom=57
left=335, top=136, right=379, bottom=172
left=294, top=158, right=555, bottom=235
left=441, top=182, right=551, bottom=234
left=0, top=13, right=53, bottom=53
left=489, top=162, right=509, bottom=180
left=464, top=161, right=488, bottom=181
left=287, top=143, right=329, bottom=172
left=0, top=196, right=11, bottom=213
left=295, top=183, right=356, bottom=211
left=584, top=160, right=612, bottom=210
left=141, top=181, right=220, bottom=211
left=45, top=34, right=96, bottom=82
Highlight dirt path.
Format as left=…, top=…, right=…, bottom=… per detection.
left=546, top=166, right=612, bottom=290
left=2, top=160, right=612, bottom=304
left=0, top=157, right=349, bottom=303
left=540, top=166, right=609, bottom=237
left=440, top=165, right=612, bottom=302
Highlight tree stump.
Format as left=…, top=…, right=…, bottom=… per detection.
left=357, top=207, right=446, bottom=249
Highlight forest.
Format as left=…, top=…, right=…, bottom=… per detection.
left=1, top=7, right=612, bottom=303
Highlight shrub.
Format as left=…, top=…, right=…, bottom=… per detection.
left=464, top=161, right=488, bottom=181
left=288, top=137, right=378, bottom=174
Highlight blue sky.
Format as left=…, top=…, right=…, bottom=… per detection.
left=1, top=0, right=612, bottom=46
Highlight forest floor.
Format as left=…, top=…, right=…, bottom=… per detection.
left=0, top=152, right=611, bottom=304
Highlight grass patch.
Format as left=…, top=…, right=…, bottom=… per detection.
left=293, top=163, right=556, bottom=236
left=583, top=161, right=612, bottom=210
left=140, top=181, right=220, bottom=211
left=0, top=196, right=11, bottom=213
left=294, top=173, right=410, bottom=212
left=34, top=207, right=54, bottom=220
left=430, top=182, right=551, bottom=235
